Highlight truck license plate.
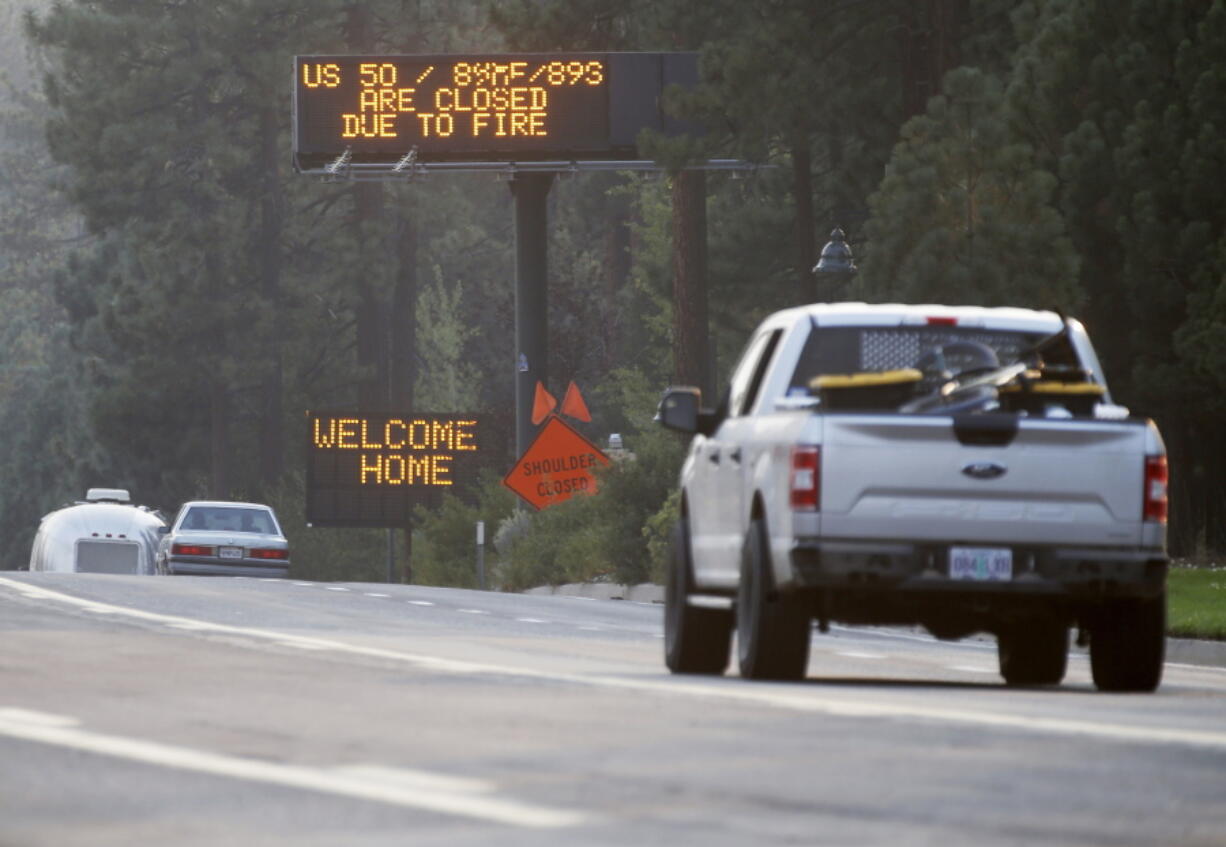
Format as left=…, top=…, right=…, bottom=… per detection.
left=218, top=546, right=243, bottom=560
left=949, top=547, right=1012, bottom=581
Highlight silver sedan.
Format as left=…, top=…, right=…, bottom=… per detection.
left=157, top=501, right=290, bottom=577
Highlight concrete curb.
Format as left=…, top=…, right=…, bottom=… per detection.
left=523, top=582, right=664, bottom=604
left=523, top=582, right=1226, bottom=669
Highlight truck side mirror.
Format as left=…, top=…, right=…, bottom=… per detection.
left=656, top=387, right=702, bottom=433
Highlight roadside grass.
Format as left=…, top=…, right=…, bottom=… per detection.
left=1167, top=565, right=1226, bottom=641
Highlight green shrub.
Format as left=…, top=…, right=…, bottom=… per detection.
left=411, top=473, right=517, bottom=588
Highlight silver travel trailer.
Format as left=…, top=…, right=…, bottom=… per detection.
left=28, top=489, right=167, bottom=575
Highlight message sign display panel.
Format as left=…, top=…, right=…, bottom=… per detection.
left=306, top=411, right=486, bottom=528
left=293, top=52, right=698, bottom=168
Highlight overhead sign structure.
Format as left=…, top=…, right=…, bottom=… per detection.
left=503, top=416, right=610, bottom=511
left=306, top=411, right=485, bottom=528
left=293, top=52, right=698, bottom=169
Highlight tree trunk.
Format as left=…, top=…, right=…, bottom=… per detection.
left=792, top=139, right=815, bottom=304
left=209, top=377, right=230, bottom=499
left=257, top=102, right=284, bottom=489
left=390, top=200, right=418, bottom=411
left=671, top=169, right=710, bottom=397
left=603, top=186, right=632, bottom=369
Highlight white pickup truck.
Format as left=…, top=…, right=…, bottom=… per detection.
left=657, top=303, right=1169, bottom=691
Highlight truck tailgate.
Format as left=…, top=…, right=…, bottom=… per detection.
left=819, top=415, right=1147, bottom=547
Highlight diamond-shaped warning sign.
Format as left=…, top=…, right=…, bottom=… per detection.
left=503, top=416, right=610, bottom=510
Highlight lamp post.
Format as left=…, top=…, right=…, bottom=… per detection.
left=812, top=226, right=856, bottom=302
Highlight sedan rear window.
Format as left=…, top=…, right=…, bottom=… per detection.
left=181, top=507, right=277, bottom=534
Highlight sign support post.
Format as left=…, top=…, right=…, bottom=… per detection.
left=511, top=172, right=554, bottom=460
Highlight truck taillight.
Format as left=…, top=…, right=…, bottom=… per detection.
left=1143, top=455, right=1168, bottom=523
left=790, top=446, right=820, bottom=511
left=172, top=544, right=214, bottom=556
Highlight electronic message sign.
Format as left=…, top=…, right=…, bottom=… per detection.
left=293, top=52, right=698, bottom=169
left=306, top=411, right=486, bottom=527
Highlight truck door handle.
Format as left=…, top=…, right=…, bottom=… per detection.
left=728, top=447, right=742, bottom=464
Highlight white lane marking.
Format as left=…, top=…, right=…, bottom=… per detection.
left=407, top=601, right=434, bottom=607
left=293, top=582, right=316, bottom=587
left=324, top=587, right=349, bottom=592
left=166, top=622, right=212, bottom=631
left=835, top=651, right=887, bottom=660
left=5, top=577, right=1226, bottom=752
left=259, top=579, right=283, bottom=583
left=687, top=595, right=733, bottom=610
left=275, top=642, right=331, bottom=651
left=0, top=708, right=80, bottom=728
left=0, top=707, right=585, bottom=828
left=516, top=618, right=548, bottom=624
left=365, top=593, right=391, bottom=598
left=577, top=626, right=603, bottom=632
left=457, top=609, right=489, bottom=615
left=948, top=665, right=997, bottom=675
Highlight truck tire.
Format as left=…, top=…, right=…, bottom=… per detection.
left=665, top=519, right=732, bottom=675
left=1090, top=594, right=1165, bottom=692
left=736, top=517, right=810, bottom=681
left=997, top=621, right=1068, bottom=686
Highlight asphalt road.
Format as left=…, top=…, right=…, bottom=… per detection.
left=1, top=573, right=1224, bottom=847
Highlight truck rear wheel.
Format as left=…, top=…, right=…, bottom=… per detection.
left=736, top=517, right=810, bottom=681
left=997, top=621, right=1068, bottom=686
left=1090, top=594, right=1165, bottom=692
left=665, top=519, right=732, bottom=675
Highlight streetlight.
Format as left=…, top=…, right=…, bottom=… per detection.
left=813, top=226, right=856, bottom=302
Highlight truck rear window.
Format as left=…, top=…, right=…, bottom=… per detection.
left=789, top=326, right=1055, bottom=398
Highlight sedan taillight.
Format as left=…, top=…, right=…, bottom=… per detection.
left=249, top=548, right=288, bottom=560
left=172, top=544, right=214, bottom=556
left=1143, top=455, right=1168, bottom=523
left=790, top=446, right=820, bottom=511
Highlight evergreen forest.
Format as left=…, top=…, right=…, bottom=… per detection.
left=2, top=0, right=1225, bottom=584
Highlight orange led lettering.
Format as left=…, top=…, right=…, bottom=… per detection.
left=431, top=454, right=453, bottom=485
left=397, top=89, right=416, bottom=111
left=313, top=418, right=337, bottom=448
left=302, top=63, right=340, bottom=88
left=359, top=62, right=396, bottom=87
left=407, top=455, right=430, bottom=484
left=360, top=419, right=383, bottom=449
left=455, top=420, right=477, bottom=450
left=384, top=420, right=407, bottom=449
left=429, top=420, right=454, bottom=449
left=360, top=453, right=382, bottom=483
left=384, top=455, right=405, bottom=485
left=408, top=420, right=429, bottom=450
left=337, top=419, right=360, bottom=448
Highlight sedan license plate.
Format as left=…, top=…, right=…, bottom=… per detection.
left=218, top=546, right=244, bottom=560
left=949, top=547, right=1012, bottom=581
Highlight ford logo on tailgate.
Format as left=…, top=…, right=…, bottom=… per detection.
left=962, top=462, right=1007, bottom=480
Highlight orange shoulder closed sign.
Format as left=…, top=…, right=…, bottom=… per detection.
left=503, top=416, right=611, bottom=510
